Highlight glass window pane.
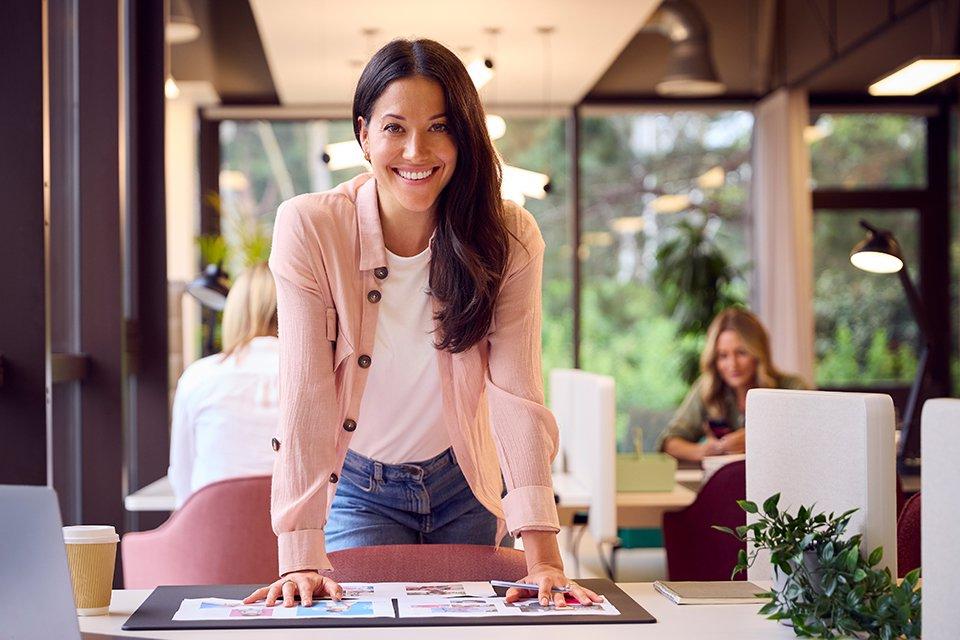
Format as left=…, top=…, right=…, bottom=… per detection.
left=808, top=114, right=926, bottom=189
left=814, top=209, right=920, bottom=387
left=495, top=117, right=574, bottom=384
left=580, top=110, right=754, bottom=450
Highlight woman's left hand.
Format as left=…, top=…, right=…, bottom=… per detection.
left=504, top=562, right=603, bottom=608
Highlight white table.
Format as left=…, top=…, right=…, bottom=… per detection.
left=80, top=583, right=795, bottom=639
left=125, top=476, right=175, bottom=512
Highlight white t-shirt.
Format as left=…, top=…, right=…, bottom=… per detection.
left=167, top=336, right=279, bottom=508
left=350, top=246, right=451, bottom=464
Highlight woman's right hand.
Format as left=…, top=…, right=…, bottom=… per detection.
left=243, top=571, right=343, bottom=607
left=700, top=435, right=726, bottom=458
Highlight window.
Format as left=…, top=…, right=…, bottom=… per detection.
left=809, top=113, right=926, bottom=190
left=813, top=209, right=920, bottom=386
left=809, top=113, right=929, bottom=389
left=579, top=110, right=754, bottom=449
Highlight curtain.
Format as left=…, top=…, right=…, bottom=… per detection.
left=751, top=88, right=815, bottom=385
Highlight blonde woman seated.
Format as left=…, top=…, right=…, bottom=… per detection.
left=168, top=263, right=279, bottom=507
left=657, top=308, right=806, bottom=462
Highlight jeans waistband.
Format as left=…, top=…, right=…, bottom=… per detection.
left=344, top=447, right=457, bottom=483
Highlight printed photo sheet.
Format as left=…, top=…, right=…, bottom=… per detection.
left=171, top=597, right=394, bottom=621
left=339, top=581, right=496, bottom=599
left=397, top=595, right=621, bottom=618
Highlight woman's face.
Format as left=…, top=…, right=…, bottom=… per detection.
left=358, top=75, right=458, bottom=218
left=715, top=329, right=758, bottom=392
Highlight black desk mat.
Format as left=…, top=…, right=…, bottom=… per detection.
left=122, top=578, right=655, bottom=630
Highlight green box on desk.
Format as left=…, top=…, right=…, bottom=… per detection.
left=616, top=453, right=677, bottom=492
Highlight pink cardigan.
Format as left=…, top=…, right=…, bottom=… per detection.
left=268, top=173, right=560, bottom=575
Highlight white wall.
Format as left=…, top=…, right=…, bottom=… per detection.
left=165, top=81, right=219, bottom=383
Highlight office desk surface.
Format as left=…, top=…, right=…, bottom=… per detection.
left=80, top=584, right=794, bottom=639
left=125, top=476, right=175, bottom=512
left=553, top=472, right=697, bottom=528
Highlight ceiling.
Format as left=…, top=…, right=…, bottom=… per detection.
left=172, top=0, right=960, bottom=108
left=590, top=0, right=960, bottom=100
left=246, top=0, right=660, bottom=106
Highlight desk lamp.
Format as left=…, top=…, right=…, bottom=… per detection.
left=850, top=219, right=929, bottom=472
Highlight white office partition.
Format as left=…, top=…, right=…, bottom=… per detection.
left=921, top=398, right=960, bottom=640
left=549, top=369, right=618, bottom=544
left=548, top=370, right=577, bottom=474
left=745, top=389, right=897, bottom=581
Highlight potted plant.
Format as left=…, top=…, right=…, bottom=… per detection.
left=714, top=493, right=921, bottom=639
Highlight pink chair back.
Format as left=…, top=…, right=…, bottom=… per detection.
left=662, top=460, right=747, bottom=581
left=897, top=492, right=921, bottom=578
left=327, top=544, right=527, bottom=583
left=122, top=475, right=277, bottom=588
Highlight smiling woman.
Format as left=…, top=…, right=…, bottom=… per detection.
left=243, top=39, right=601, bottom=612
left=657, top=308, right=807, bottom=462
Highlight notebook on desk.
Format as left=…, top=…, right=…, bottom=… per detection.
left=653, top=581, right=766, bottom=605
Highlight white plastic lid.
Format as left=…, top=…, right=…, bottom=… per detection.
left=62, top=525, right=119, bottom=544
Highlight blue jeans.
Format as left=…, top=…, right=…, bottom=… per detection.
left=325, top=448, right=499, bottom=551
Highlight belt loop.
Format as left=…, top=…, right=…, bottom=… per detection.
left=373, top=461, right=383, bottom=483
left=448, top=447, right=458, bottom=466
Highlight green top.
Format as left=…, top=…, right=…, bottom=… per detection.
left=656, top=373, right=807, bottom=451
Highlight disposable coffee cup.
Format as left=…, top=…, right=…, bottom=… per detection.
left=62, top=525, right=119, bottom=616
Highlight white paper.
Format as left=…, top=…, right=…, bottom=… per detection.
left=400, top=582, right=496, bottom=598
left=171, top=597, right=394, bottom=621
left=502, top=596, right=621, bottom=616
left=397, top=597, right=512, bottom=618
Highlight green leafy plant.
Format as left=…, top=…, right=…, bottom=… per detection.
left=714, top=494, right=921, bottom=639
left=651, top=219, right=743, bottom=384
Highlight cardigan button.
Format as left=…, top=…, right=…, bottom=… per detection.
left=374, top=266, right=389, bottom=279
left=271, top=437, right=280, bottom=452
left=343, top=419, right=357, bottom=432
left=330, top=473, right=339, bottom=484
left=358, top=355, right=372, bottom=368
left=366, top=290, right=381, bottom=303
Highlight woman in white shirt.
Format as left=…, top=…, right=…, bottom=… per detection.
left=168, top=263, right=279, bottom=508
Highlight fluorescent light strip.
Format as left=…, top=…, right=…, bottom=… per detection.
left=868, top=58, right=960, bottom=96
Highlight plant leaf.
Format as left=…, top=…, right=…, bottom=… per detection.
left=763, top=493, right=781, bottom=517
left=738, top=499, right=759, bottom=514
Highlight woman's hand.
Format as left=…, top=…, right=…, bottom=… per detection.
left=718, top=429, right=746, bottom=454
left=243, top=570, right=343, bottom=608
left=504, top=561, right=603, bottom=608
left=700, top=435, right=726, bottom=458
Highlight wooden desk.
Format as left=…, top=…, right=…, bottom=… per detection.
left=553, top=472, right=697, bottom=528
left=79, top=584, right=794, bottom=639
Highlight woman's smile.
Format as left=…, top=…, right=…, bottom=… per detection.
left=392, top=166, right=440, bottom=183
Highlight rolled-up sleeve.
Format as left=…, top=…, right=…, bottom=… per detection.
left=268, top=199, right=338, bottom=576
left=656, top=377, right=709, bottom=451
left=485, top=213, right=560, bottom=536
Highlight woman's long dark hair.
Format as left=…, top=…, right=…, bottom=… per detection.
left=353, top=39, right=510, bottom=353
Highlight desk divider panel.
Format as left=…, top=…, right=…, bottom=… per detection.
left=549, top=369, right=617, bottom=544
left=921, top=398, right=960, bottom=640
left=744, top=389, right=897, bottom=581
